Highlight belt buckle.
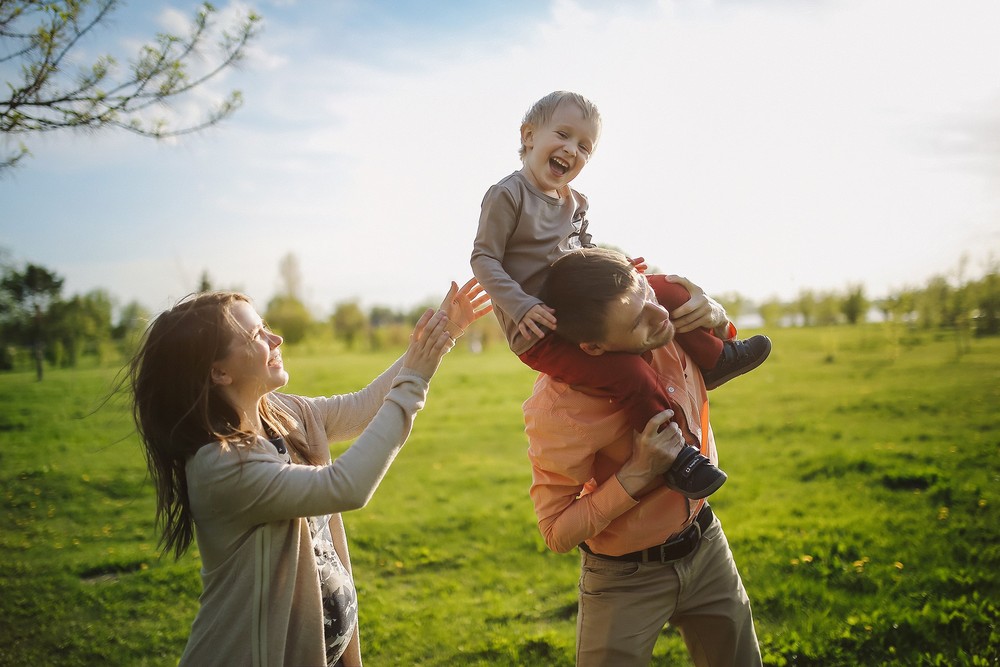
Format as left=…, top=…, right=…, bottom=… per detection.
left=653, top=518, right=702, bottom=563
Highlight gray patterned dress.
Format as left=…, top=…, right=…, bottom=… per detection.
left=308, top=513, right=359, bottom=666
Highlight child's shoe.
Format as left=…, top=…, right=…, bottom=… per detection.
left=663, top=445, right=727, bottom=499
left=701, top=335, right=771, bottom=390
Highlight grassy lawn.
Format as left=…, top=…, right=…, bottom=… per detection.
left=0, top=325, right=997, bottom=665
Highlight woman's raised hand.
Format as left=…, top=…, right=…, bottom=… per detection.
left=403, top=309, right=455, bottom=380
left=438, top=278, right=492, bottom=336
left=403, top=280, right=492, bottom=379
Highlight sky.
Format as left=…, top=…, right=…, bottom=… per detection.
left=2, top=0, right=999, bottom=318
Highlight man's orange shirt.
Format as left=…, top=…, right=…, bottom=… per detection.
left=523, top=340, right=717, bottom=557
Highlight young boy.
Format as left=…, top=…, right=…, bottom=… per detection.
left=470, top=91, right=771, bottom=499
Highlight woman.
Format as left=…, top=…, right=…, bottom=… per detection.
left=128, top=279, right=491, bottom=666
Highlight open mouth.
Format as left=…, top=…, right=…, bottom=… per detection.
left=549, top=157, right=569, bottom=176
left=268, top=354, right=283, bottom=368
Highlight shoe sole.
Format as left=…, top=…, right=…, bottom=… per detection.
left=673, top=469, right=728, bottom=500
left=704, top=336, right=772, bottom=390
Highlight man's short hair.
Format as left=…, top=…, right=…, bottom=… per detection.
left=540, top=247, right=637, bottom=344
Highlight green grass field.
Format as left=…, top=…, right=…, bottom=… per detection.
left=1, top=325, right=997, bottom=666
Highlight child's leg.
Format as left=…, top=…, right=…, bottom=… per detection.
left=519, top=336, right=726, bottom=499
left=520, top=335, right=682, bottom=434
left=646, top=275, right=723, bottom=370
left=646, top=274, right=772, bottom=390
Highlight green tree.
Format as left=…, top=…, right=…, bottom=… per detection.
left=1, top=0, right=261, bottom=171
left=814, top=291, right=841, bottom=326
left=197, top=270, right=213, bottom=293
left=0, top=262, right=64, bottom=379
left=264, top=252, right=312, bottom=344
left=841, top=283, right=868, bottom=325
left=265, top=295, right=311, bottom=345
left=332, top=300, right=367, bottom=349
left=716, top=292, right=747, bottom=326
left=48, top=289, right=113, bottom=366
left=918, top=275, right=951, bottom=330
left=112, top=299, right=150, bottom=354
left=758, top=298, right=785, bottom=329
left=974, top=263, right=1000, bottom=336
left=277, top=252, right=303, bottom=301
left=794, top=289, right=816, bottom=327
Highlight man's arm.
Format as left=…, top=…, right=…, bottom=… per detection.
left=526, top=408, right=685, bottom=553
left=614, top=410, right=684, bottom=496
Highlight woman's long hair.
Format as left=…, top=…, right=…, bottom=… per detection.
left=128, top=291, right=309, bottom=559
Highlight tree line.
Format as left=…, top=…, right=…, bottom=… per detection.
left=2, top=251, right=997, bottom=380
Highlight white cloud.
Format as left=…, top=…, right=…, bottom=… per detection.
left=5, top=0, right=1000, bottom=315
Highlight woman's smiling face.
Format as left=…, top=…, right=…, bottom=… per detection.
left=212, top=300, right=288, bottom=399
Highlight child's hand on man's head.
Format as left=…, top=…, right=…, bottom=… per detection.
left=628, top=256, right=648, bottom=274
left=518, top=304, right=558, bottom=340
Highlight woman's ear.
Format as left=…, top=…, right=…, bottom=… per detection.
left=210, top=365, right=231, bottom=386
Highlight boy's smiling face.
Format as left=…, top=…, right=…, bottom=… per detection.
left=520, top=100, right=600, bottom=197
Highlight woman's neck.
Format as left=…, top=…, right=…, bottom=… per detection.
left=220, top=388, right=264, bottom=436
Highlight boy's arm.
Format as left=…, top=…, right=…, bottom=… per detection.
left=470, top=185, right=544, bottom=324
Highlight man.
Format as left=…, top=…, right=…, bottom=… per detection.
left=523, top=247, right=762, bottom=666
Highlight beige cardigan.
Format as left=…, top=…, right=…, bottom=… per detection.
left=179, top=357, right=427, bottom=667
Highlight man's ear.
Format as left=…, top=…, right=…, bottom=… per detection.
left=210, top=365, right=231, bottom=386
left=579, top=342, right=606, bottom=356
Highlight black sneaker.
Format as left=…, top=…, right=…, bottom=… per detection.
left=663, top=445, right=727, bottom=499
left=702, top=335, right=772, bottom=390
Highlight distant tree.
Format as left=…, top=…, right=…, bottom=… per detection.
left=716, top=292, right=747, bottom=325
left=197, top=270, right=213, bottom=293
left=1, top=0, right=262, bottom=171
left=368, top=305, right=403, bottom=328
left=758, top=298, right=785, bottom=329
left=112, top=299, right=150, bottom=353
left=405, top=301, right=437, bottom=325
left=49, top=289, right=113, bottom=365
left=0, top=263, right=64, bottom=379
left=263, top=252, right=311, bottom=344
left=366, top=304, right=406, bottom=350
left=331, top=300, right=367, bottom=349
left=277, top=252, right=303, bottom=301
left=794, top=289, right=816, bottom=327
left=814, top=291, right=841, bottom=326
left=974, top=263, right=1000, bottom=336
left=265, top=295, right=311, bottom=345
left=880, top=288, right=917, bottom=325
left=841, top=283, right=868, bottom=325
left=918, top=275, right=950, bottom=330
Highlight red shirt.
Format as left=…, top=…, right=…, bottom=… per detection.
left=523, top=341, right=716, bottom=556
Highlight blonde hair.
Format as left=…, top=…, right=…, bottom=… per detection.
left=519, top=90, right=602, bottom=159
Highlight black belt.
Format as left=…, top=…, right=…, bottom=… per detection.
left=579, top=505, right=714, bottom=564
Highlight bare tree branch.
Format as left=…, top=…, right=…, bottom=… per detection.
left=0, top=0, right=262, bottom=171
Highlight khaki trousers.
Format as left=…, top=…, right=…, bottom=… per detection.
left=576, top=515, right=762, bottom=667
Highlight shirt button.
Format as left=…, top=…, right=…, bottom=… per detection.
left=667, top=386, right=675, bottom=393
